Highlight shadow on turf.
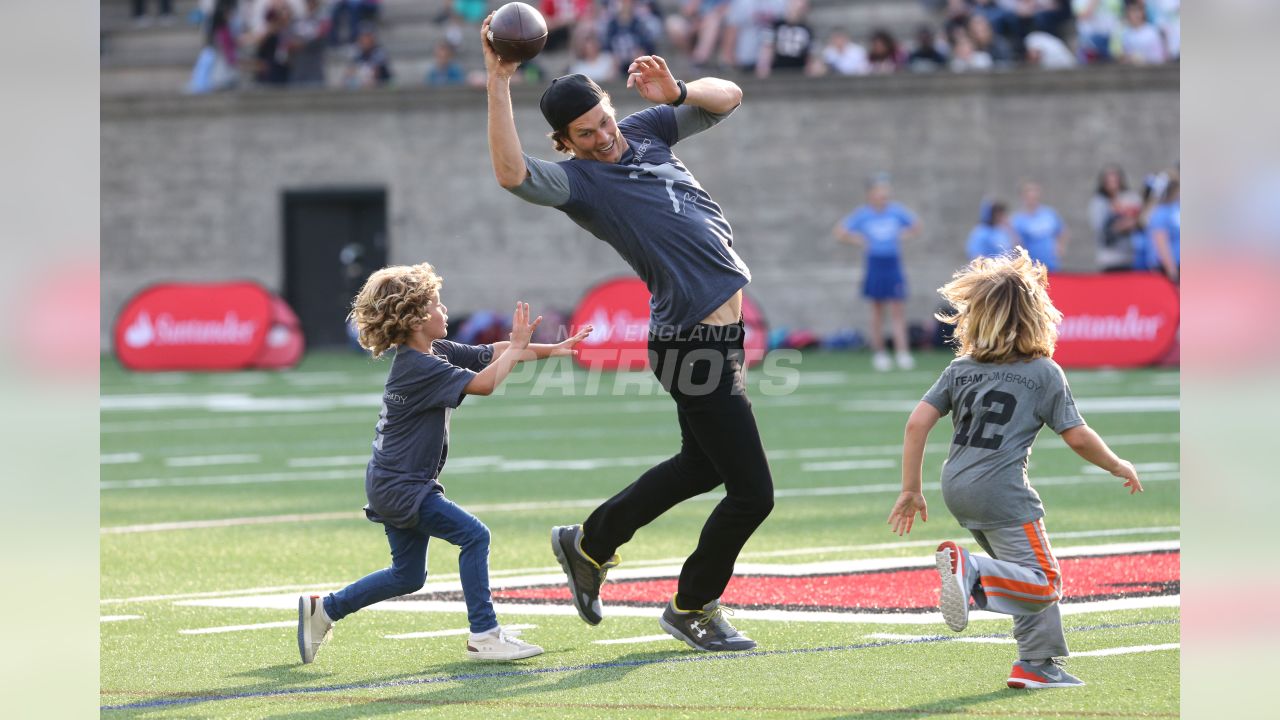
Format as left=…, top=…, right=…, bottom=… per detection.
left=815, top=689, right=1031, bottom=719
left=256, top=650, right=686, bottom=719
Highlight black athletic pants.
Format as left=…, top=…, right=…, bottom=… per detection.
left=580, top=322, right=774, bottom=608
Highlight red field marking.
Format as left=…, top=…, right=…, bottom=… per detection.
left=489, top=551, right=1178, bottom=612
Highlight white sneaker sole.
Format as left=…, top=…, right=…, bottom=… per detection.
left=465, top=646, right=544, bottom=662
left=936, top=548, right=969, bottom=632
left=1007, top=677, right=1086, bottom=689
left=297, top=595, right=315, bottom=664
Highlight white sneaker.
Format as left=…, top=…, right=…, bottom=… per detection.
left=872, top=352, right=892, bottom=372
left=895, top=352, right=915, bottom=370
left=297, top=595, right=334, bottom=664
left=466, top=627, right=544, bottom=661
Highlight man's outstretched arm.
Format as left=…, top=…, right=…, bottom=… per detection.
left=626, top=55, right=742, bottom=114
left=482, top=13, right=527, bottom=189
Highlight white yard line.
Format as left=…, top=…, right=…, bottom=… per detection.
left=180, top=595, right=1180, bottom=626
left=1073, top=643, right=1180, bottom=657
left=734, top=526, right=1181, bottom=559
left=102, top=413, right=373, bottom=434
left=800, top=459, right=896, bottom=472
left=102, top=584, right=348, bottom=606
left=1083, top=461, right=1180, bottom=474
left=100, top=458, right=1181, bottom=526
left=101, top=453, right=142, bottom=465
left=164, top=454, right=261, bottom=468
left=286, top=455, right=371, bottom=468
left=592, top=634, right=679, bottom=645
left=178, top=620, right=296, bottom=635
left=865, top=633, right=1015, bottom=644
left=101, top=615, right=143, bottom=622
left=385, top=624, right=537, bottom=640
left=101, top=512, right=360, bottom=534
left=102, top=539, right=1179, bottom=606
left=101, top=441, right=1179, bottom=488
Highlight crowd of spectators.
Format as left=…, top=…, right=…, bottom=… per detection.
left=1090, top=163, right=1180, bottom=279
left=965, top=163, right=1179, bottom=279
left=171, top=0, right=1179, bottom=94
left=186, top=0, right=394, bottom=92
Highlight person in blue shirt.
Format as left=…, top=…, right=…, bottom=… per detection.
left=1011, top=181, right=1068, bottom=272
left=833, top=173, right=922, bottom=371
left=1146, top=171, right=1180, bottom=282
left=967, top=199, right=1015, bottom=261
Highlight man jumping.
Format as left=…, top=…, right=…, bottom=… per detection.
left=482, top=16, right=773, bottom=651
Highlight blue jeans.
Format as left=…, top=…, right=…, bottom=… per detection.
left=324, top=491, right=497, bottom=633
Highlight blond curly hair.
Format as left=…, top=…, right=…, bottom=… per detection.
left=348, top=263, right=443, bottom=358
left=936, top=248, right=1062, bottom=364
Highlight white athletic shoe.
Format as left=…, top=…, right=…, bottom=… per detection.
left=466, top=627, right=544, bottom=662
left=872, top=352, right=893, bottom=372
left=895, top=352, right=915, bottom=370
left=297, top=595, right=334, bottom=664
left=935, top=541, right=970, bottom=632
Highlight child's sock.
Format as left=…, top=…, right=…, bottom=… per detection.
left=319, top=597, right=336, bottom=624
left=469, top=626, right=501, bottom=642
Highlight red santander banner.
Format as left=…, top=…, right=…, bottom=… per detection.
left=1049, top=273, right=1179, bottom=368
left=113, top=282, right=305, bottom=371
left=569, top=277, right=768, bottom=371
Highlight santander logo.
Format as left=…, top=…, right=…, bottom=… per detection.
left=1057, top=305, right=1164, bottom=342
left=1047, top=273, right=1179, bottom=368
left=123, top=310, right=257, bottom=348
left=114, top=282, right=304, bottom=371
left=124, top=311, right=156, bottom=348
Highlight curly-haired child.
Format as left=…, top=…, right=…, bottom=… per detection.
left=297, top=262, right=592, bottom=664
left=886, top=249, right=1144, bottom=689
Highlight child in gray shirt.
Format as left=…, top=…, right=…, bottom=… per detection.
left=297, top=262, right=591, bottom=665
left=887, top=248, right=1145, bottom=690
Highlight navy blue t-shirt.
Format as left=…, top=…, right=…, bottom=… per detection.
left=363, top=340, right=493, bottom=528
left=509, top=104, right=750, bottom=331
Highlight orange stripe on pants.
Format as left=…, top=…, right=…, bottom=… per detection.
left=1023, top=521, right=1060, bottom=591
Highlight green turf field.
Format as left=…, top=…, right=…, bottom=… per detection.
left=100, top=350, right=1179, bottom=718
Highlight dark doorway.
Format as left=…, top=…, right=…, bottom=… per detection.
left=283, top=189, right=388, bottom=348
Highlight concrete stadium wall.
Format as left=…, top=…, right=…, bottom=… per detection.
left=101, top=66, right=1178, bottom=348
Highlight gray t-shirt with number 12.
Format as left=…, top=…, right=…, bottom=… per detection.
left=921, top=356, right=1085, bottom=530
left=508, top=103, right=751, bottom=332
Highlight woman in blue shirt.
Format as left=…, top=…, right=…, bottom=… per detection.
left=833, top=174, right=922, bottom=371
left=967, top=199, right=1015, bottom=261
left=1011, top=181, right=1068, bottom=272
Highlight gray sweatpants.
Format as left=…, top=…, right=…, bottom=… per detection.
left=964, top=518, right=1069, bottom=661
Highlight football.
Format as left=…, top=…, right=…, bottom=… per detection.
left=487, top=2, right=548, bottom=64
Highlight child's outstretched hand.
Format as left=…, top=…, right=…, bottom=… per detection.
left=509, top=302, right=542, bottom=349
left=887, top=491, right=928, bottom=536
left=1112, top=459, right=1144, bottom=494
left=550, top=325, right=593, bottom=357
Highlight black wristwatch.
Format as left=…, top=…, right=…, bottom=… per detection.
left=670, top=79, right=687, bottom=107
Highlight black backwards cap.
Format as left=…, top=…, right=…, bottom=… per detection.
left=540, top=74, right=606, bottom=131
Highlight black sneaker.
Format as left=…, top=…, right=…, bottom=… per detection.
left=550, top=525, right=619, bottom=625
left=659, top=598, right=758, bottom=652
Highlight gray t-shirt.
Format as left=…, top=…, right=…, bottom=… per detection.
left=364, top=340, right=494, bottom=528
left=508, top=104, right=751, bottom=331
left=921, top=356, right=1085, bottom=530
